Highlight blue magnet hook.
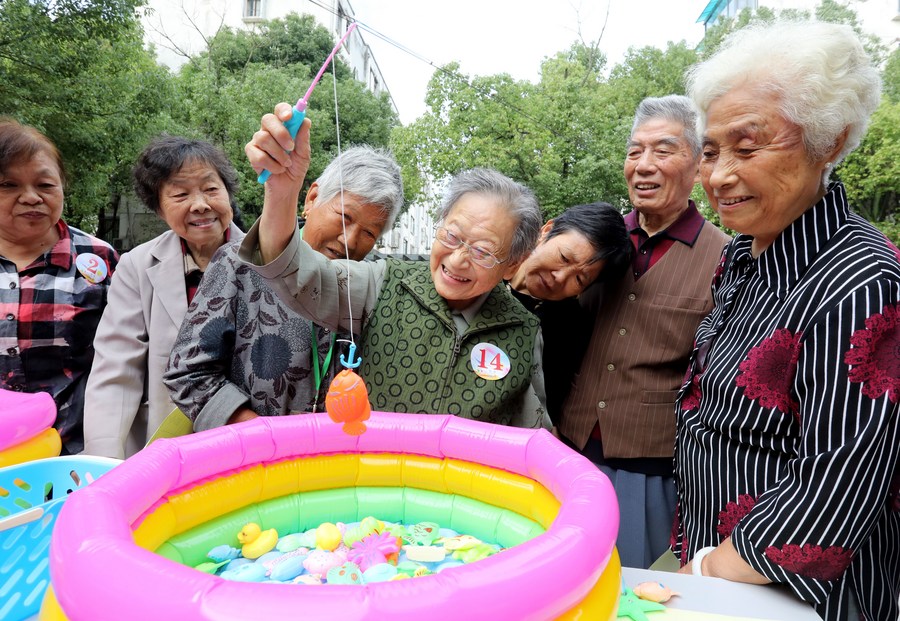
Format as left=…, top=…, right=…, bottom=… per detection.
left=340, top=342, right=362, bottom=369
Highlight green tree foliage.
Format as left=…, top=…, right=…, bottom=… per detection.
left=883, top=47, right=900, bottom=104
left=701, top=1, right=897, bottom=240
left=203, top=13, right=344, bottom=76
left=392, top=41, right=699, bottom=220
left=170, top=14, right=400, bottom=221
left=0, top=0, right=172, bottom=230
left=699, top=2, right=897, bottom=240
left=839, top=100, right=900, bottom=222
left=697, top=6, right=779, bottom=59
left=699, top=2, right=885, bottom=62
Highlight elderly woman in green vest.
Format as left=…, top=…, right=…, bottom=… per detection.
left=240, top=103, right=549, bottom=428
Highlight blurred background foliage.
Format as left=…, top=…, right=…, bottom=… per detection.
left=1, top=0, right=896, bottom=242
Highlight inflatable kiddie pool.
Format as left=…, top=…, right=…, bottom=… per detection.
left=0, top=389, right=61, bottom=467
left=43, top=413, right=620, bottom=620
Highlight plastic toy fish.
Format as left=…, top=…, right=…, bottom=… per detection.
left=257, top=23, right=358, bottom=183
left=451, top=542, right=497, bottom=563
left=405, top=522, right=441, bottom=546
left=325, top=368, right=371, bottom=435
left=362, top=563, right=398, bottom=583
left=343, top=516, right=385, bottom=547
left=220, top=563, right=267, bottom=582
left=207, top=544, right=241, bottom=562
left=633, top=581, right=680, bottom=603
left=268, top=554, right=307, bottom=582
left=275, top=533, right=309, bottom=553
left=303, top=548, right=346, bottom=576
left=438, top=534, right=482, bottom=551
left=327, top=561, right=362, bottom=585
left=193, top=559, right=229, bottom=574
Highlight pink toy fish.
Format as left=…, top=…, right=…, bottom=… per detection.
left=633, top=581, right=680, bottom=603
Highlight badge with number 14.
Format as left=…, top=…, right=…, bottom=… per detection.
left=470, top=342, right=511, bottom=380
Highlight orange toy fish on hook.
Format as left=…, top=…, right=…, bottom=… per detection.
left=325, top=343, right=370, bottom=435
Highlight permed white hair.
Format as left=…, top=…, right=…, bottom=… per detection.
left=687, top=20, right=881, bottom=182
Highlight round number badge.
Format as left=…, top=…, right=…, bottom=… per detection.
left=470, top=342, right=511, bottom=380
left=75, top=253, right=108, bottom=284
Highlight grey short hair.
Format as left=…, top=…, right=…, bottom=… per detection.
left=630, top=95, right=702, bottom=158
left=437, top=168, right=542, bottom=263
left=687, top=19, right=881, bottom=180
left=314, top=145, right=404, bottom=231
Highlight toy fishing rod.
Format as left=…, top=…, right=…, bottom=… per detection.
left=257, top=22, right=358, bottom=183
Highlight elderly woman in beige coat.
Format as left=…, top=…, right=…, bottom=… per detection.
left=83, top=137, right=243, bottom=458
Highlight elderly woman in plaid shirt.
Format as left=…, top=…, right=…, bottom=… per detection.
left=0, top=118, right=118, bottom=454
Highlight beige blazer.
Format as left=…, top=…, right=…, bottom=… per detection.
left=83, top=226, right=243, bottom=458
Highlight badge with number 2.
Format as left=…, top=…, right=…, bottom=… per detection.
left=75, top=253, right=108, bottom=284
left=470, top=342, right=511, bottom=381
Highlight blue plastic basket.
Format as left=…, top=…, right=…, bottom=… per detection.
left=0, top=456, right=119, bottom=621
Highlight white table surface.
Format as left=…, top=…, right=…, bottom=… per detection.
left=22, top=569, right=823, bottom=621
left=622, top=567, right=822, bottom=621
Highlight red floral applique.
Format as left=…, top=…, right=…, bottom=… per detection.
left=736, top=329, right=802, bottom=417
left=764, top=543, right=853, bottom=581
left=670, top=505, right=690, bottom=566
left=845, top=304, right=900, bottom=404
left=680, top=374, right=702, bottom=412
left=884, top=235, right=900, bottom=263
left=713, top=253, right=727, bottom=286
left=717, top=494, right=757, bottom=537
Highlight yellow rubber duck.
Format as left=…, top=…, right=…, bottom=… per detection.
left=315, top=522, right=343, bottom=551
left=237, top=522, right=278, bottom=559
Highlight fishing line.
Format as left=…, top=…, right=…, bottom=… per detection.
left=303, top=0, right=562, bottom=138
left=331, top=50, right=357, bottom=350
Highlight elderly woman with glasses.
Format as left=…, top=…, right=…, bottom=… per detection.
left=237, top=103, right=549, bottom=429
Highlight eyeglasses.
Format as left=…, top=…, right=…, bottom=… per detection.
left=435, top=226, right=506, bottom=269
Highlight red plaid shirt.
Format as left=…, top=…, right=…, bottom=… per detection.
left=0, top=220, right=118, bottom=454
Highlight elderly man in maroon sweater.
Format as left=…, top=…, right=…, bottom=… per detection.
left=560, top=95, right=730, bottom=569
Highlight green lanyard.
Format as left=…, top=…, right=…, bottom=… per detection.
left=310, top=323, right=337, bottom=411
left=301, top=226, right=338, bottom=411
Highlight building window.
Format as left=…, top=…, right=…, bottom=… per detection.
left=244, top=0, right=262, bottom=18
left=724, top=0, right=756, bottom=18
left=337, top=3, right=352, bottom=33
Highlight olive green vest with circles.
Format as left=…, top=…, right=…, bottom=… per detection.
left=360, top=259, right=539, bottom=425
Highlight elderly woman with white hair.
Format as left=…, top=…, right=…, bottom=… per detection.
left=233, top=103, right=550, bottom=429
left=672, top=19, right=899, bottom=621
